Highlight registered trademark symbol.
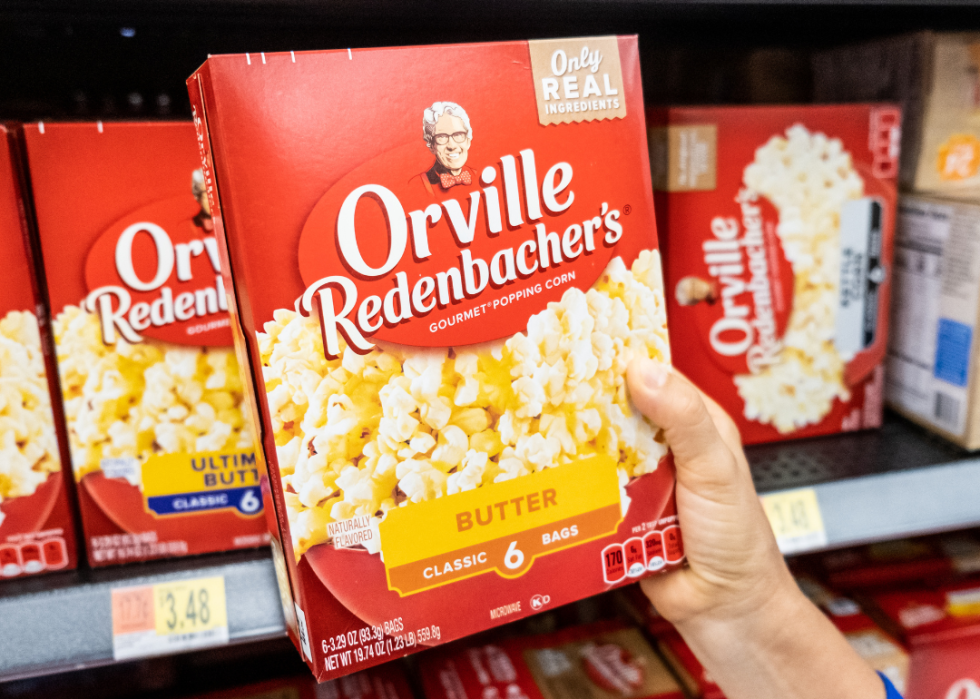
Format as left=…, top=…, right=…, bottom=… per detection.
left=624, top=204, right=632, bottom=215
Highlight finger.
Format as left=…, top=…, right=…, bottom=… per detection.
left=627, top=358, right=739, bottom=491
left=670, top=371, right=744, bottom=458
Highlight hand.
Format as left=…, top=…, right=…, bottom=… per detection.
left=627, top=357, right=793, bottom=627
left=626, top=358, right=884, bottom=699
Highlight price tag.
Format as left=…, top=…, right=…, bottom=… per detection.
left=111, top=575, right=229, bottom=660
left=760, top=488, right=828, bottom=554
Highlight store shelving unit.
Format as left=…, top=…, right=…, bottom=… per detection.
left=4, top=0, right=980, bottom=692
left=1, top=414, right=978, bottom=682
left=749, top=414, right=980, bottom=550
left=0, top=549, right=285, bottom=682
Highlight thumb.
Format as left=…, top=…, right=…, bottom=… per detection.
left=627, top=358, right=739, bottom=493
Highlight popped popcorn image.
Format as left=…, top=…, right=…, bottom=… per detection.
left=734, top=125, right=863, bottom=433
left=52, top=305, right=253, bottom=482
left=261, top=251, right=670, bottom=558
left=0, top=310, right=61, bottom=507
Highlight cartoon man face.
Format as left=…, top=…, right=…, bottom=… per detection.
left=429, top=113, right=471, bottom=174
left=675, top=276, right=718, bottom=306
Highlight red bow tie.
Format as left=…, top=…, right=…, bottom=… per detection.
left=439, top=170, right=472, bottom=189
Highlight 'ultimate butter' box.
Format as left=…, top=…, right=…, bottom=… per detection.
left=21, top=122, right=270, bottom=565
left=189, top=36, right=681, bottom=679
left=0, top=125, right=78, bottom=578
left=650, top=105, right=901, bottom=444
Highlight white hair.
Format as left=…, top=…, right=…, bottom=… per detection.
left=423, top=101, right=472, bottom=148
left=192, top=168, right=205, bottom=198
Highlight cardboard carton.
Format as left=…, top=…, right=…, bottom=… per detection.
left=650, top=104, right=900, bottom=444
left=21, top=121, right=270, bottom=565
left=189, top=37, right=682, bottom=678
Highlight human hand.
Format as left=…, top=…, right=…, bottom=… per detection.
left=626, top=357, right=795, bottom=628
left=626, top=357, right=884, bottom=699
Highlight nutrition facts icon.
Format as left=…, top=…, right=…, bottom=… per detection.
left=643, top=531, right=665, bottom=571
left=663, top=525, right=684, bottom=563
left=601, top=526, right=684, bottom=583
left=0, top=538, right=68, bottom=578
left=624, top=538, right=646, bottom=577
left=601, top=543, right=626, bottom=583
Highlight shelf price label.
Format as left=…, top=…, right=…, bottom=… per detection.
left=760, top=488, right=828, bottom=555
left=111, top=575, right=229, bottom=661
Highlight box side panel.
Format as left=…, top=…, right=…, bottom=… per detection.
left=0, top=125, right=80, bottom=577
left=188, top=67, right=305, bottom=660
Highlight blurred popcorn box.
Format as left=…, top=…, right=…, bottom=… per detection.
left=21, top=121, right=271, bottom=566
left=0, top=124, right=79, bottom=579
left=871, top=578, right=980, bottom=699
left=887, top=194, right=980, bottom=449
left=419, top=620, right=686, bottom=699
left=649, top=104, right=901, bottom=444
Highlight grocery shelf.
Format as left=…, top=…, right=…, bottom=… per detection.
left=0, top=548, right=284, bottom=682
left=749, top=412, right=980, bottom=554
left=1, top=414, right=977, bottom=682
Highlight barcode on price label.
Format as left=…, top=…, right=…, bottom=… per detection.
left=111, top=575, right=229, bottom=660
left=760, top=488, right=828, bottom=555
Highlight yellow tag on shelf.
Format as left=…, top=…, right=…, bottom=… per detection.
left=111, top=575, right=229, bottom=660
left=760, top=488, right=828, bottom=554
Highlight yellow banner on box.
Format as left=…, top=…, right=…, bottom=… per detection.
left=379, top=454, right=622, bottom=596
left=142, top=449, right=263, bottom=517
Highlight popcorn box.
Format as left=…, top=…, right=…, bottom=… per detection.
left=650, top=105, right=901, bottom=444
left=652, top=632, right=724, bottom=699
left=796, top=577, right=909, bottom=694
left=871, top=579, right=980, bottom=699
left=0, top=125, right=79, bottom=579
left=184, top=663, right=414, bottom=699
left=188, top=36, right=681, bottom=679
left=418, top=621, right=686, bottom=699
left=813, top=32, right=980, bottom=200
left=887, top=195, right=980, bottom=449
left=810, top=533, right=980, bottom=590
left=21, top=121, right=271, bottom=566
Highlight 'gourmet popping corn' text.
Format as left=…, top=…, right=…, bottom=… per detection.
left=261, top=250, right=670, bottom=558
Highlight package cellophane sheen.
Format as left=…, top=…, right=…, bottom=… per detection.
left=188, top=36, right=683, bottom=679
left=22, top=122, right=270, bottom=566
left=650, top=105, right=901, bottom=444
left=0, top=124, right=78, bottom=579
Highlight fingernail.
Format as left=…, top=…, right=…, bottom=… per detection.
left=643, top=359, right=670, bottom=389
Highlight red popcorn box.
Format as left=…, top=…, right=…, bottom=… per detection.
left=649, top=105, right=901, bottom=444
left=797, top=577, right=909, bottom=694
left=872, top=578, right=980, bottom=699
left=188, top=36, right=682, bottom=679
left=654, top=631, right=725, bottom=699
left=813, top=533, right=980, bottom=591
left=21, top=121, right=271, bottom=566
left=420, top=620, right=685, bottom=699
left=0, top=124, right=79, bottom=579
left=184, top=663, right=414, bottom=699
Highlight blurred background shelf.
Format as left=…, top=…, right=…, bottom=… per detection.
left=750, top=413, right=980, bottom=553
left=0, top=414, right=976, bottom=683
left=0, top=548, right=284, bottom=683
left=4, top=1, right=980, bottom=122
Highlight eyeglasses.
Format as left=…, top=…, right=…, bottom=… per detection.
left=433, top=131, right=468, bottom=145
